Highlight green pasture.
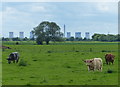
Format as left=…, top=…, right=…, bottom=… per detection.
left=2, top=41, right=119, bottom=85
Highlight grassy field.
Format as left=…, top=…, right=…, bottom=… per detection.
left=2, top=41, right=119, bottom=85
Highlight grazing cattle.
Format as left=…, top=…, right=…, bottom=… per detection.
left=7, top=52, right=19, bottom=64
left=83, top=58, right=103, bottom=71
left=105, top=53, right=115, bottom=65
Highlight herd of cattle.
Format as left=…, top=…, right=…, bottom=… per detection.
left=83, top=53, right=115, bottom=71
left=7, top=52, right=115, bottom=72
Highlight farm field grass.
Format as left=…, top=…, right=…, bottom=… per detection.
left=2, top=41, right=119, bottom=85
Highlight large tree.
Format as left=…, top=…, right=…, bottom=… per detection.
left=32, top=21, right=63, bottom=45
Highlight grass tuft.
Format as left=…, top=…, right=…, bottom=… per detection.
left=47, top=51, right=53, bottom=53
left=66, top=65, right=71, bottom=68
left=18, top=59, right=27, bottom=66
left=75, top=51, right=79, bottom=52
left=68, top=79, right=73, bottom=83
left=101, top=50, right=111, bottom=52
left=26, top=83, right=31, bottom=86
left=33, top=59, right=37, bottom=61
left=107, top=69, right=113, bottom=73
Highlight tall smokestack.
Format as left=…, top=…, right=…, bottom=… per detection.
left=64, top=24, right=65, bottom=37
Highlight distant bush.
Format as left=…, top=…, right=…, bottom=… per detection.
left=16, top=42, right=19, bottom=45
left=19, top=59, right=27, bottom=66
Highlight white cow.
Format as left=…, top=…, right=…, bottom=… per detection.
left=83, top=58, right=103, bottom=72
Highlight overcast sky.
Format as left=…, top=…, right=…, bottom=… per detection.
left=1, top=1, right=118, bottom=38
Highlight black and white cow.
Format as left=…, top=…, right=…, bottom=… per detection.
left=7, top=52, right=19, bottom=64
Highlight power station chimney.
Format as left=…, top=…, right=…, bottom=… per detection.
left=64, top=24, right=65, bottom=37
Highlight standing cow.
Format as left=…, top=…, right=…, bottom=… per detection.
left=105, top=53, right=115, bottom=65
left=7, top=52, right=19, bottom=64
left=83, top=58, right=103, bottom=72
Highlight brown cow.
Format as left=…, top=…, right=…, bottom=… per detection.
left=105, top=53, right=115, bottom=65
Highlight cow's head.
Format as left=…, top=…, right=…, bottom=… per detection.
left=7, top=58, right=11, bottom=64
left=83, top=59, right=94, bottom=66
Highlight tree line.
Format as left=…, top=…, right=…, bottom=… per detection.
left=66, top=34, right=120, bottom=42
left=2, top=21, right=120, bottom=44
left=92, top=33, right=120, bottom=42
left=2, top=37, right=32, bottom=41
left=2, top=33, right=120, bottom=42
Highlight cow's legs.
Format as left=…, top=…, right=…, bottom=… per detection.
left=15, top=56, right=19, bottom=63
left=106, top=59, right=108, bottom=65
left=111, top=60, right=114, bottom=65
left=8, top=61, right=11, bottom=64
left=16, top=58, right=19, bottom=63
left=88, top=66, right=90, bottom=71
left=99, top=66, right=102, bottom=72
left=16, top=60, right=18, bottom=63
left=94, top=65, right=96, bottom=71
